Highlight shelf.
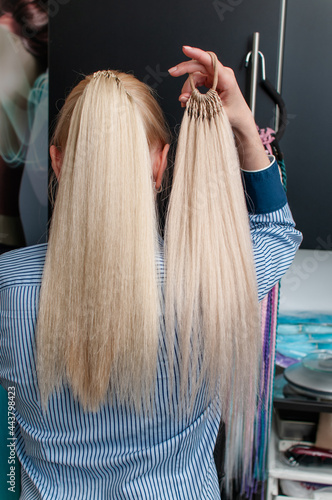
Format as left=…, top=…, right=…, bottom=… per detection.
left=274, top=397, right=332, bottom=414
left=269, top=460, right=332, bottom=483
left=268, top=420, right=332, bottom=484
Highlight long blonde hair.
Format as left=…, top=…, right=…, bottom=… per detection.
left=164, top=53, right=260, bottom=492
left=37, top=70, right=170, bottom=411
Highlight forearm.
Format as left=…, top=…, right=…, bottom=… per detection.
left=233, top=109, right=271, bottom=172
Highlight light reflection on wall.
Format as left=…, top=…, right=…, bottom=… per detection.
left=0, top=0, right=48, bottom=253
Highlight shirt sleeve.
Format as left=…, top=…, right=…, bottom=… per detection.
left=241, top=158, right=303, bottom=301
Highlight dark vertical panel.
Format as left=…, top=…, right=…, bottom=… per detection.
left=281, top=0, right=332, bottom=249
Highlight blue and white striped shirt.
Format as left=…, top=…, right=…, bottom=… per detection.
left=0, top=160, right=302, bottom=499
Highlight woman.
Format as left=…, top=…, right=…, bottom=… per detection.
left=0, top=46, right=302, bottom=499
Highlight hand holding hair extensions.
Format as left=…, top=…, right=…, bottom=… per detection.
left=169, top=45, right=271, bottom=172
left=167, top=49, right=262, bottom=495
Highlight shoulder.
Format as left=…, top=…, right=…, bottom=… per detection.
left=0, top=244, right=47, bottom=290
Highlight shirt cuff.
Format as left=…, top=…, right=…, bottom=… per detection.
left=241, top=155, right=275, bottom=173
left=241, top=157, right=288, bottom=214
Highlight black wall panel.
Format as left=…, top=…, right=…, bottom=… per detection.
left=280, top=0, right=332, bottom=249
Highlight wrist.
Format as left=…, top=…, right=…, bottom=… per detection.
left=234, top=121, right=270, bottom=171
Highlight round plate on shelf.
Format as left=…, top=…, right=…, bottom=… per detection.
left=284, top=351, right=332, bottom=400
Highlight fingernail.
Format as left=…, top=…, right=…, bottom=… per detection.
left=179, top=96, right=187, bottom=102
left=183, top=45, right=193, bottom=51
left=168, top=66, right=178, bottom=74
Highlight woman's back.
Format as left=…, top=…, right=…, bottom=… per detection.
left=0, top=243, right=221, bottom=499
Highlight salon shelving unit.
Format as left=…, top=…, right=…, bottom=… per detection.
left=266, top=248, right=332, bottom=500
left=266, top=418, right=332, bottom=499
left=266, top=369, right=332, bottom=499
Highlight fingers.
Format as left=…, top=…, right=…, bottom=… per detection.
left=169, top=65, right=208, bottom=99
left=169, top=46, right=224, bottom=106
left=180, top=72, right=207, bottom=94
left=182, top=46, right=223, bottom=70
left=168, top=61, right=208, bottom=78
left=178, top=73, right=208, bottom=106
left=168, top=46, right=223, bottom=76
